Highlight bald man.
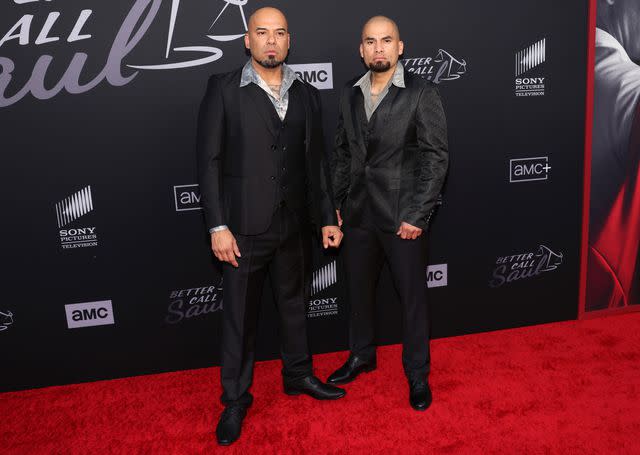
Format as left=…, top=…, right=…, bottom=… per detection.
left=197, top=7, right=345, bottom=445
left=587, top=0, right=640, bottom=310
left=328, top=16, right=448, bottom=411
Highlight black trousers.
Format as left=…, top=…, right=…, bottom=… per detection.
left=343, top=224, right=430, bottom=380
left=220, top=204, right=312, bottom=406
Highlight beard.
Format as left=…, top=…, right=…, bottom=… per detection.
left=368, top=60, right=392, bottom=73
left=256, top=55, right=284, bottom=69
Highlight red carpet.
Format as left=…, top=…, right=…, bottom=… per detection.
left=2, top=313, right=640, bottom=454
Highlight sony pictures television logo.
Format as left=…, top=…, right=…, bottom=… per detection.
left=174, top=184, right=202, bottom=211
left=55, top=186, right=99, bottom=250
left=65, top=300, right=115, bottom=329
left=515, top=38, right=546, bottom=97
left=308, top=261, right=338, bottom=318
left=509, top=157, right=551, bottom=183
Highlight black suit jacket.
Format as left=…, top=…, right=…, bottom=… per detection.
left=332, top=71, right=449, bottom=232
left=197, top=68, right=337, bottom=235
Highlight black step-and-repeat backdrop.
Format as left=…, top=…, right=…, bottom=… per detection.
left=0, top=0, right=588, bottom=391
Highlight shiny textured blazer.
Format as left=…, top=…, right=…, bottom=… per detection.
left=332, top=70, right=449, bottom=232
left=196, top=68, right=337, bottom=235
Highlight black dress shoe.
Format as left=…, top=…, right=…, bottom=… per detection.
left=216, top=405, right=249, bottom=446
left=327, top=355, right=376, bottom=385
left=283, top=375, right=346, bottom=400
left=409, top=379, right=433, bottom=411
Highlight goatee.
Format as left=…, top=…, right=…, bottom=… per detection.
left=257, top=56, right=283, bottom=69
left=369, top=61, right=391, bottom=73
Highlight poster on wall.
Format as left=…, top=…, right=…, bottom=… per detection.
left=586, top=0, right=640, bottom=313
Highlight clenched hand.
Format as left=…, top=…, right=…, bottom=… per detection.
left=322, top=226, right=343, bottom=249
left=396, top=222, right=423, bottom=240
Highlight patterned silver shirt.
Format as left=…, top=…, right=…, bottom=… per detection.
left=240, top=59, right=300, bottom=121
left=354, top=61, right=406, bottom=121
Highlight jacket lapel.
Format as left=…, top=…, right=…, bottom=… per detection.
left=243, top=83, right=279, bottom=139
left=350, top=87, right=369, bottom=158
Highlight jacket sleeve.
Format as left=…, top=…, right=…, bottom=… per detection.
left=196, top=75, right=226, bottom=230
left=332, top=87, right=352, bottom=210
left=311, top=88, right=339, bottom=227
left=404, top=83, right=449, bottom=230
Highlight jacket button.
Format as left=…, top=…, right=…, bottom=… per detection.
left=270, top=176, right=276, bottom=180
left=271, top=145, right=276, bottom=151
left=282, top=146, right=287, bottom=151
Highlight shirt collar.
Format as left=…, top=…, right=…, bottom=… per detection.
left=353, top=61, right=406, bottom=88
left=239, top=59, right=300, bottom=92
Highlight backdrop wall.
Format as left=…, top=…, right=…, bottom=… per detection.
left=584, top=0, right=640, bottom=315
left=0, top=0, right=588, bottom=391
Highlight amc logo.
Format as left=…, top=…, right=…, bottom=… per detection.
left=288, top=63, right=333, bottom=90
left=427, top=264, right=448, bottom=288
left=174, top=184, right=202, bottom=211
left=509, top=156, right=551, bottom=183
left=65, top=300, right=115, bottom=329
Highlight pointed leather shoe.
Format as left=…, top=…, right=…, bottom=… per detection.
left=327, top=355, right=376, bottom=385
left=216, top=405, right=248, bottom=446
left=409, top=380, right=433, bottom=411
left=283, top=375, right=346, bottom=400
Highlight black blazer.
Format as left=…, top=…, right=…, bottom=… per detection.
left=197, top=68, right=337, bottom=235
left=332, top=71, right=449, bottom=232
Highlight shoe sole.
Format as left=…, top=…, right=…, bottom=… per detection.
left=327, top=365, right=377, bottom=386
left=283, top=389, right=346, bottom=400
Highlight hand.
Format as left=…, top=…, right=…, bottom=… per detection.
left=396, top=222, right=423, bottom=240
left=211, top=229, right=241, bottom=267
left=322, top=225, right=343, bottom=248
left=336, top=210, right=343, bottom=227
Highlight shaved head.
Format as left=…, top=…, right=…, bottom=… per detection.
left=248, top=7, right=288, bottom=31
left=361, top=16, right=400, bottom=41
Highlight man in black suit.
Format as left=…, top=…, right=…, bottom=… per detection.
left=327, top=16, right=449, bottom=411
left=197, top=7, right=345, bottom=446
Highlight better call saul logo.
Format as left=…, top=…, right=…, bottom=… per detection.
left=0, top=0, right=253, bottom=107
left=489, top=245, right=563, bottom=288
left=402, top=49, right=467, bottom=83
left=166, top=281, right=223, bottom=324
left=65, top=300, right=115, bottom=329
left=0, top=309, right=14, bottom=332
